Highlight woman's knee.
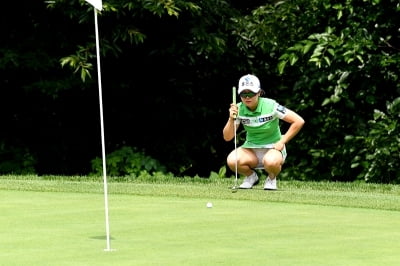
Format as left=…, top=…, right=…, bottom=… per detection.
left=263, top=151, right=283, bottom=168
left=227, top=152, right=236, bottom=166
left=228, top=148, right=257, bottom=167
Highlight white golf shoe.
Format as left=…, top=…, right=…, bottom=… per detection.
left=239, top=172, right=259, bottom=189
left=264, top=177, right=277, bottom=190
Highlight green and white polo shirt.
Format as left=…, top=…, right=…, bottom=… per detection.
left=236, top=97, right=287, bottom=148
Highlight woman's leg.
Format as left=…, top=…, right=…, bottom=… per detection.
left=227, top=147, right=258, bottom=176
left=227, top=147, right=260, bottom=188
left=262, top=149, right=284, bottom=178
left=262, top=148, right=286, bottom=190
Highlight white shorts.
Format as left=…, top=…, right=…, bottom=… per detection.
left=252, top=147, right=287, bottom=169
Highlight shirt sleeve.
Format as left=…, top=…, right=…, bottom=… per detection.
left=275, top=103, right=287, bottom=119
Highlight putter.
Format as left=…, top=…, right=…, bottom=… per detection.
left=231, top=86, right=238, bottom=193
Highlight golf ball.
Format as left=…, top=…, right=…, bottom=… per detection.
left=206, top=202, right=213, bottom=208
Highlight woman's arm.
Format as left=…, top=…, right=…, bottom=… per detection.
left=223, top=103, right=239, bottom=141
left=274, top=109, right=305, bottom=150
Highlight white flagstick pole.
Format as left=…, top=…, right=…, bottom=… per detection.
left=93, top=8, right=112, bottom=252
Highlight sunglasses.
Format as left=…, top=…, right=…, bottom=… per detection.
left=239, top=91, right=257, bottom=98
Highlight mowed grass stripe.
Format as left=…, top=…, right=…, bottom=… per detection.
left=1, top=189, right=400, bottom=265
left=1, top=178, right=400, bottom=211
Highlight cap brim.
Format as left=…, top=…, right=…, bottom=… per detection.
left=238, top=87, right=260, bottom=94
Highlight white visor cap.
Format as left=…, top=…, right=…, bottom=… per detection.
left=238, top=74, right=261, bottom=94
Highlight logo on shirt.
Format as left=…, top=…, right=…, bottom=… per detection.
left=241, top=118, right=251, bottom=125
left=240, top=115, right=273, bottom=125
left=277, top=104, right=286, bottom=115
left=259, top=116, right=273, bottom=123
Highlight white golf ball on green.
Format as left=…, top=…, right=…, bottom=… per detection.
left=206, top=202, right=213, bottom=208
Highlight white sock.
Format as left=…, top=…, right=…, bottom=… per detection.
left=248, top=172, right=257, bottom=178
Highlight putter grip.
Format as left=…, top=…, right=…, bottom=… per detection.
left=232, top=86, right=237, bottom=119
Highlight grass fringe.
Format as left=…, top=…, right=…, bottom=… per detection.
left=1, top=174, right=400, bottom=211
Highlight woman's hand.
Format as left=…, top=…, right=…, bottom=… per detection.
left=229, top=103, right=238, bottom=120
left=274, top=141, right=285, bottom=151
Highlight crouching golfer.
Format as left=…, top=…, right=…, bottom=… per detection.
left=223, top=74, right=305, bottom=190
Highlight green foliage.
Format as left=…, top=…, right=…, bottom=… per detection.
left=211, top=165, right=227, bottom=179
left=90, top=146, right=167, bottom=176
left=60, top=45, right=94, bottom=82
left=3, top=0, right=399, bottom=183
left=354, top=98, right=400, bottom=183
left=269, top=0, right=400, bottom=182
left=231, top=0, right=321, bottom=72
left=52, top=0, right=400, bottom=182
left=53, top=0, right=202, bottom=82
left=0, top=142, right=36, bottom=175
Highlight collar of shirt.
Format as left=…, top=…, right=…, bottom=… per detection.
left=241, top=99, right=263, bottom=116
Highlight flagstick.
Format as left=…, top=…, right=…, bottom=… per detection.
left=93, top=8, right=112, bottom=252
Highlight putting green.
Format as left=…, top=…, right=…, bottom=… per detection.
left=1, top=190, right=400, bottom=265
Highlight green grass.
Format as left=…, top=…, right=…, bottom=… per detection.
left=1, top=175, right=400, bottom=265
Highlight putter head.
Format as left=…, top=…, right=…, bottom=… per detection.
left=231, top=186, right=238, bottom=193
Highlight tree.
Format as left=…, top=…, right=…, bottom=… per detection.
left=275, top=0, right=400, bottom=182
left=1, top=0, right=398, bottom=183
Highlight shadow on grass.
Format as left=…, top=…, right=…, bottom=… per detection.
left=90, top=235, right=115, bottom=240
